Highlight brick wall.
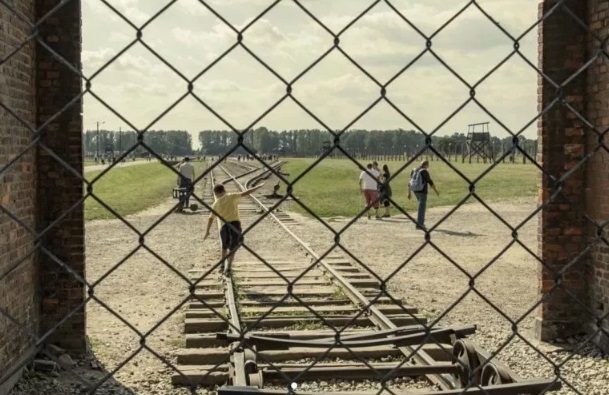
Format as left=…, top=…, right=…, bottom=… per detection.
left=586, top=0, right=609, bottom=351
left=536, top=0, right=590, bottom=341
left=0, top=0, right=85, bottom=391
left=0, top=0, right=39, bottom=388
left=35, top=0, right=86, bottom=353
left=538, top=0, right=609, bottom=352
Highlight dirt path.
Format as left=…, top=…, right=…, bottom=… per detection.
left=84, top=191, right=608, bottom=395
left=12, top=183, right=608, bottom=394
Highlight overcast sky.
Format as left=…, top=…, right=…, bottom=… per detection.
left=82, top=0, right=540, bottom=143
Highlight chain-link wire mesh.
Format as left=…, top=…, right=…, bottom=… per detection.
left=1, top=0, right=608, bottom=394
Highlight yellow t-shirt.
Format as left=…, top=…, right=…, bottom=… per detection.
left=210, top=193, right=242, bottom=223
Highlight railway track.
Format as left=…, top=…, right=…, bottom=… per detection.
left=172, top=161, right=561, bottom=395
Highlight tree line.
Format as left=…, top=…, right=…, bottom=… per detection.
left=198, top=127, right=538, bottom=158
left=82, top=128, right=537, bottom=160
left=83, top=130, right=193, bottom=158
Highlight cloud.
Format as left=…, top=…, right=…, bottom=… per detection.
left=177, top=0, right=271, bottom=16
left=171, top=25, right=234, bottom=48
left=82, top=0, right=540, bottom=137
left=109, top=31, right=133, bottom=43
left=85, top=0, right=150, bottom=24
left=82, top=48, right=118, bottom=74
left=197, top=79, right=242, bottom=93
left=243, top=19, right=287, bottom=46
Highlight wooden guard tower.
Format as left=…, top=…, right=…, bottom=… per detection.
left=462, top=122, right=494, bottom=163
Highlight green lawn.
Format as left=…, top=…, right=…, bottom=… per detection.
left=282, top=158, right=537, bottom=217
left=85, top=162, right=207, bottom=221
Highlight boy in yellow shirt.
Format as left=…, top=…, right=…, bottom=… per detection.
left=203, top=183, right=264, bottom=274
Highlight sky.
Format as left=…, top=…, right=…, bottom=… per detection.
left=82, top=0, right=541, bottom=144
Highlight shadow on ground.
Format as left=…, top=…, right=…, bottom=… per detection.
left=9, top=342, right=136, bottom=395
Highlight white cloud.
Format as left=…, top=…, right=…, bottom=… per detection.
left=83, top=0, right=540, bottom=137
left=177, top=0, right=273, bottom=16
left=171, top=25, right=234, bottom=47
left=109, top=31, right=133, bottom=42
left=122, top=6, right=149, bottom=24
left=176, top=0, right=210, bottom=16
left=85, top=0, right=150, bottom=24
left=243, top=19, right=287, bottom=46
left=197, top=79, right=242, bottom=93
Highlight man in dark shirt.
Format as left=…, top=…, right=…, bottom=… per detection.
left=408, top=160, right=439, bottom=230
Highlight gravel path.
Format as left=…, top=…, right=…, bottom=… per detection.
left=10, top=183, right=608, bottom=394
left=288, top=196, right=609, bottom=395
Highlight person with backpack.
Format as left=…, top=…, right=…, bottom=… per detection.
left=408, top=160, right=439, bottom=230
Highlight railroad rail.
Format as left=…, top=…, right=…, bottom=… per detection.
left=172, top=162, right=561, bottom=395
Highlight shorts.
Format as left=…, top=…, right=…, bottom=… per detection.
left=363, top=190, right=379, bottom=209
left=220, top=221, right=242, bottom=250
left=381, top=195, right=391, bottom=208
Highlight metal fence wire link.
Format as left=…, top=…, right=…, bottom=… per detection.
left=0, top=0, right=608, bottom=394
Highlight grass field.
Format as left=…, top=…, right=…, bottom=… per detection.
left=85, top=162, right=207, bottom=221
left=282, top=158, right=537, bottom=218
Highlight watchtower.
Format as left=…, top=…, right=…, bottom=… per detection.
left=462, top=122, right=494, bottom=163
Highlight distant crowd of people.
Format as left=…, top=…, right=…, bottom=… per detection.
left=92, top=155, right=136, bottom=165
left=236, top=154, right=277, bottom=162
left=359, top=160, right=439, bottom=230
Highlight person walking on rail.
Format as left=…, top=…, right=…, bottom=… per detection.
left=176, top=157, right=195, bottom=213
left=408, top=160, right=439, bottom=231
left=203, top=183, right=265, bottom=274
left=359, top=163, right=381, bottom=220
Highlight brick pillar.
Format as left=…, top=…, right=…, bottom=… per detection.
left=586, top=0, right=609, bottom=353
left=35, top=0, right=86, bottom=353
left=0, top=1, right=38, bottom=390
left=536, top=0, right=589, bottom=340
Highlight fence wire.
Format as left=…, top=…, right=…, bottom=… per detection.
left=1, top=0, right=608, bottom=394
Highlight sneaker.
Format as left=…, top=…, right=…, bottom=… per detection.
left=382, top=214, right=390, bottom=218
left=375, top=215, right=382, bottom=220
left=415, top=225, right=427, bottom=231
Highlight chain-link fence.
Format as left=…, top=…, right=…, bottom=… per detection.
left=1, top=0, right=608, bottom=394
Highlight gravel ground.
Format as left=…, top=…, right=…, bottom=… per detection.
left=287, top=196, right=609, bottom=395
left=10, top=180, right=608, bottom=394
